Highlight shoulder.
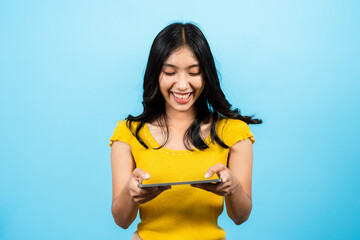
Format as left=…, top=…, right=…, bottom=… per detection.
left=109, top=120, right=141, bottom=147
left=216, top=117, right=255, bottom=147
left=114, top=120, right=133, bottom=134
left=216, top=117, right=250, bottom=133
left=217, top=117, right=247, bottom=127
left=117, top=119, right=142, bottom=132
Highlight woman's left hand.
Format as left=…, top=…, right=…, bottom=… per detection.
left=191, top=163, right=240, bottom=196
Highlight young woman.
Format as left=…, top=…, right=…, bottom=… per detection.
left=109, top=22, right=262, bottom=240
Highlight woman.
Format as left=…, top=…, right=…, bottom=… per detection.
left=109, top=22, right=262, bottom=240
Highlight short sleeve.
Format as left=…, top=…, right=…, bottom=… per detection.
left=109, top=120, right=133, bottom=147
left=220, top=119, right=255, bottom=147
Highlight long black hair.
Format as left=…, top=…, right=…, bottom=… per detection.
left=127, top=22, right=262, bottom=150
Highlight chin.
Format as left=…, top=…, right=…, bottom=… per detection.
left=166, top=101, right=196, bottom=113
left=172, top=105, right=193, bottom=112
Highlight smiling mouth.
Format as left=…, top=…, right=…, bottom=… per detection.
left=172, top=92, right=192, bottom=100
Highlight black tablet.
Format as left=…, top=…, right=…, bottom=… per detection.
left=138, top=178, right=222, bottom=188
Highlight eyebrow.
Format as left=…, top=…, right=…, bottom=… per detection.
left=163, top=63, right=200, bottom=69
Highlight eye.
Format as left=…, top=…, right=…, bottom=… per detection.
left=189, top=72, right=201, bottom=76
left=164, top=72, right=175, bottom=76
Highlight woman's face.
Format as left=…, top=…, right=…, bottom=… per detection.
left=159, top=45, right=204, bottom=114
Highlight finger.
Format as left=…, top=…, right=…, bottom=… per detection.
left=218, top=173, right=231, bottom=183
left=204, top=163, right=226, bottom=178
left=160, top=185, right=172, bottom=191
left=139, top=186, right=171, bottom=196
left=149, top=186, right=171, bottom=196
left=153, top=186, right=172, bottom=198
left=132, top=187, right=159, bottom=203
left=191, top=183, right=220, bottom=192
left=136, top=186, right=171, bottom=204
left=191, top=183, right=230, bottom=196
left=139, top=186, right=159, bottom=193
left=131, top=180, right=160, bottom=197
left=132, top=168, right=151, bottom=181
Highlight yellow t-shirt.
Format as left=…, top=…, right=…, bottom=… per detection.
left=109, top=117, right=255, bottom=240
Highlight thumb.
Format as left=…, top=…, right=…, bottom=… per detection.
left=133, top=168, right=151, bottom=180
left=204, top=171, right=214, bottom=178
left=204, top=163, right=226, bottom=178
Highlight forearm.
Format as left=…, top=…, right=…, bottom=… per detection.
left=225, top=182, right=252, bottom=225
left=111, top=186, right=139, bottom=229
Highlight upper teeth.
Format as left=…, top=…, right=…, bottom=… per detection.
left=173, top=92, right=191, bottom=99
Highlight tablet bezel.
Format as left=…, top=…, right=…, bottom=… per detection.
left=138, top=178, right=222, bottom=188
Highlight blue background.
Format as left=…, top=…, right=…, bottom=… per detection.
left=1, top=0, right=359, bottom=239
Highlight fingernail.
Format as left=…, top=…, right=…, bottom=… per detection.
left=204, top=173, right=210, bottom=178
left=144, top=174, right=150, bottom=179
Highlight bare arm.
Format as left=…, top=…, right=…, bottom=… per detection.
left=111, top=141, right=171, bottom=229
left=110, top=141, right=138, bottom=229
left=225, top=138, right=253, bottom=225
left=191, top=138, right=253, bottom=225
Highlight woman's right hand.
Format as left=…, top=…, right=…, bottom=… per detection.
left=127, top=168, right=171, bottom=205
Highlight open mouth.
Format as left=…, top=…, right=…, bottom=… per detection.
left=171, top=92, right=193, bottom=103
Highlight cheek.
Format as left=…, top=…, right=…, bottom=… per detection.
left=194, top=77, right=205, bottom=92
left=159, top=78, right=172, bottom=95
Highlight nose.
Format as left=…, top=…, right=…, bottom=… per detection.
left=176, top=72, right=189, bottom=91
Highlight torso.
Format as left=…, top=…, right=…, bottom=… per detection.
left=110, top=117, right=253, bottom=240
left=125, top=117, right=237, bottom=240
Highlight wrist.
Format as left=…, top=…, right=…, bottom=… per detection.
left=228, top=178, right=242, bottom=196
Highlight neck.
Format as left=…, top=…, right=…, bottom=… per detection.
left=164, top=106, right=196, bottom=128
